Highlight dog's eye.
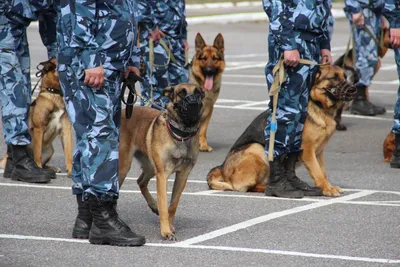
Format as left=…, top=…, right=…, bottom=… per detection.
left=212, top=56, right=219, bottom=61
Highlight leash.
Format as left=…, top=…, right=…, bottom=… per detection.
left=268, top=57, right=329, bottom=162
left=121, top=72, right=143, bottom=119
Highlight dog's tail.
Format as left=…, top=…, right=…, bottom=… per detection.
left=0, top=154, right=8, bottom=169
left=207, top=166, right=234, bottom=191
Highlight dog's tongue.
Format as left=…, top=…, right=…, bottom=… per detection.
left=204, top=75, right=214, bottom=91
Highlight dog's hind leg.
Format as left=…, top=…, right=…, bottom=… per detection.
left=137, top=171, right=158, bottom=215
left=60, top=114, right=73, bottom=177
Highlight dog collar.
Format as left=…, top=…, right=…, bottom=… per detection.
left=166, top=119, right=198, bottom=142
left=45, top=87, right=63, bottom=96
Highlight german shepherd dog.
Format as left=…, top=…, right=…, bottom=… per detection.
left=207, top=65, right=357, bottom=197
left=189, top=33, right=226, bottom=152
left=334, top=26, right=390, bottom=131
left=118, top=83, right=205, bottom=240
left=0, top=60, right=73, bottom=176
left=383, top=132, right=395, bottom=163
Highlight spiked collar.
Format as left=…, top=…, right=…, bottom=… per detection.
left=166, top=118, right=199, bottom=142
left=44, top=87, right=63, bottom=96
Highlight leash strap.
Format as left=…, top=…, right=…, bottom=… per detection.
left=268, top=57, right=328, bottom=162
left=121, top=72, right=143, bottom=119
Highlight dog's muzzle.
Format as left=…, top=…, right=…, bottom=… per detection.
left=175, top=93, right=203, bottom=126
left=324, top=80, right=357, bottom=102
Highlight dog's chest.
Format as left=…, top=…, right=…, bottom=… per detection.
left=171, top=141, right=195, bottom=168
left=46, top=109, right=65, bottom=134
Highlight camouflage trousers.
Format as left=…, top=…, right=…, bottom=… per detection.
left=393, top=48, right=400, bottom=135
left=346, top=10, right=382, bottom=87
left=58, top=63, right=122, bottom=199
left=139, top=35, right=189, bottom=106
left=0, top=14, right=32, bottom=145
left=264, top=34, right=320, bottom=158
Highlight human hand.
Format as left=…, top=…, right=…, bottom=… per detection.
left=390, top=28, right=400, bottom=48
left=283, top=50, right=300, bottom=67
left=352, top=13, right=364, bottom=26
left=124, top=66, right=140, bottom=79
left=320, top=49, right=332, bottom=65
left=84, top=66, right=104, bottom=88
left=149, top=28, right=161, bottom=41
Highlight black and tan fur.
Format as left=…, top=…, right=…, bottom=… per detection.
left=118, top=83, right=205, bottom=240
left=189, top=33, right=226, bottom=152
left=207, top=65, right=357, bottom=197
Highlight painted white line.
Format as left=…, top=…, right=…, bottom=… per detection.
left=371, top=80, right=399, bottom=85
left=225, top=54, right=267, bottom=59
left=175, top=191, right=375, bottom=246
left=225, top=63, right=266, bottom=71
left=125, top=177, right=207, bottom=184
left=379, top=64, right=398, bottom=71
left=235, top=100, right=268, bottom=108
left=1, top=234, right=398, bottom=264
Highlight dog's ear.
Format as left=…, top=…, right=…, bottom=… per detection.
left=311, top=65, right=322, bottom=85
left=195, top=33, right=206, bottom=52
left=38, top=60, right=56, bottom=74
left=213, top=33, right=224, bottom=53
left=162, top=86, right=175, bottom=100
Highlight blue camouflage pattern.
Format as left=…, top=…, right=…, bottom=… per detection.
left=382, top=0, right=400, bottom=134
left=57, top=0, right=140, bottom=199
left=262, top=0, right=330, bottom=158
left=137, top=0, right=188, bottom=106
left=0, top=1, right=57, bottom=146
left=344, top=0, right=385, bottom=87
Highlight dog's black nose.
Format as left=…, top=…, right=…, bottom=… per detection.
left=203, top=66, right=217, bottom=76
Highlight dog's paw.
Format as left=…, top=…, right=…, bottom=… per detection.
left=336, top=124, right=347, bottom=131
left=322, top=185, right=343, bottom=197
left=149, top=203, right=159, bottom=215
left=200, top=145, right=213, bottom=152
left=162, top=231, right=177, bottom=241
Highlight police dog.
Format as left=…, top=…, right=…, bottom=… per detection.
left=334, top=26, right=390, bottom=131
left=0, top=60, right=73, bottom=176
left=383, top=131, right=395, bottom=162
left=189, top=33, right=226, bottom=152
left=118, top=83, right=205, bottom=240
left=207, top=65, right=357, bottom=197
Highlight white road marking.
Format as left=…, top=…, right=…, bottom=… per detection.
left=1, top=234, right=399, bottom=264
left=174, top=191, right=376, bottom=246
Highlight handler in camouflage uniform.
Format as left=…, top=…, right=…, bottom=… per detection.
left=344, top=0, right=386, bottom=116
left=382, top=0, right=400, bottom=168
left=262, top=0, right=332, bottom=198
left=138, top=0, right=189, bottom=109
left=57, top=0, right=145, bottom=246
left=0, top=0, right=57, bottom=183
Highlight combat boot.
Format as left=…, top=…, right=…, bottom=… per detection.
left=88, top=195, right=146, bottom=246
left=4, top=145, right=13, bottom=178
left=371, top=103, right=386, bottom=115
left=265, top=154, right=304, bottom=198
left=72, top=194, right=93, bottom=239
left=350, top=85, right=375, bottom=116
left=285, top=152, right=322, bottom=196
left=10, top=145, right=54, bottom=183
left=390, top=134, right=400, bottom=169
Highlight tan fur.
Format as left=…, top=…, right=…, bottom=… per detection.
left=383, top=132, right=395, bottom=162
left=0, top=61, right=73, bottom=176
left=207, top=65, right=350, bottom=197
left=189, top=33, right=226, bottom=152
left=118, top=83, right=205, bottom=240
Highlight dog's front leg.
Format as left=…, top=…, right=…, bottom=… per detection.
left=60, top=115, right=73, bottom=177
left=316, top=151, right=343, bottom=197
left=168, top=168, right=191, bottom=235
left=32, top=127, right=44, bottom=168
left=199, top=105, right=214, bottom=152
left=156, top=170, right=175, bottom=241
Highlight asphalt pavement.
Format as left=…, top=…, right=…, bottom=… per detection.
left=0, top=10, right=399, bottom=267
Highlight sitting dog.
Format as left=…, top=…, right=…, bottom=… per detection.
left=189, top=33, right=226, bottom=152
left=118, top=83, right=205, bottom=240
left=0, top=60, right=73, bottom=176
left=207, top=65, right=357, bottom=197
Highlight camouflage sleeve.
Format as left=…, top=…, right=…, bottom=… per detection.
left=68, top=0, right=101, bottom=70
left=137, top=0, right=158, bottom=35
left=182, top=2, right=188, bottom=40
left=262, top=0, right=297, bottom=51
left=383, top=0, right=400, bottom=28
left=38, top=7, right=58, bottom=59
left=344, top=0, right=362, bottom=15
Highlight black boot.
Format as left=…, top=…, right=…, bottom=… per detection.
left=4, top=145, right=13, bottom=178
left=285, top=152, right=323, bottom=196
left=265, top=155, right=304, bottom=198
left=350, top=85, right=376, bottom=116
left=72, top=194, right=93, bottom=239
left=10, top=145, right=54, bottom=183
left=371, top=103, right=386, bottom=115
left=390, top=134, right=400, bottom=169
left=88, top=195, right=146, bottom=246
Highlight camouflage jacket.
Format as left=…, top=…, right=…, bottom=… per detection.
left=344, top=0, right=385, bottom=15
left=137, top=0, right=187, bottom=39
left=57, top=0, right=140, bottom=72
left=2, top=0, right=57, bottom=59
left=262, top=0, right=331, bottom=51
left=382, top=0, right=400, bottom=28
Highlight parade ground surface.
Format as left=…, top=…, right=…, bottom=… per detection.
left=1, top=19, right=399, bottom=267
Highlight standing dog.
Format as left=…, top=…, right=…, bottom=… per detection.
left=0, top=60, right=73, bottom=176
left=207, top=65, right=357, bottom=197
left=118, top=83, right=205, bottom=240
left=189, top=33, right=226, bottom=152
